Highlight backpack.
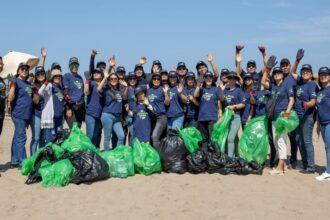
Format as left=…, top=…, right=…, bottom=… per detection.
left=266, top=86, right=280, bottom=120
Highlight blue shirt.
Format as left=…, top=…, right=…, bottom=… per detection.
left=183, top=87, right=198, bottom=119
left=294, top=78, right=317, bottom=118
left=254, top=90, right=270, bottom=116
left=270, top=81, right=294, bottom=119
left=12, top=78, right=33, bottom=120
left=242, top=71, right=262, bottom=90
left=86, top=81, right=103, bottom=118
left=147, top=87, right=166, bottom=116
left=102, top=83, right=123, bottom=116
left=223, top=86, right=245, bottom=115
left=32, top=84, right=45, bottom=118
left=127, top=87, right=137, bottom=112
left=316, top=86, right=330, bottom=125
left=63, top=73, right=84, bottom=103
left=133, top=103, right=152, bottom=142
left=166, top=85, right=184, bottom=118
left=198, top=86, right=220, bottom=122
left=52, top=84, right=65, bottom=119
left=241, top=90, right=251, bottom=124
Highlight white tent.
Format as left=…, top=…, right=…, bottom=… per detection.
left=0, top=51, right=39, bottom=78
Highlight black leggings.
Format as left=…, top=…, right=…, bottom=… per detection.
left=198, top=121, right=215, bottom=141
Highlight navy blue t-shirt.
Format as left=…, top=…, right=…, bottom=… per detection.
left=133, top=103, right=152, bottom=143
left=270, top=82, right=294, bottom=119
left=86, top=81, right=103, bottom=118
left=12, top=78, right=33, bottom=120
left=102, top=83, right=123, bottom=116
left=198, top=86, right=220, bottom=122
left=166, top=85, right=184, bottom=118
left=52, top=84, right=65, bottom=119
left=223, top=86, right=245, bottom=115
left=316, top=86, right=330, bottom=125
left=294, top=78, right=317, bottom=118
left=32, top=84, right=45, bottom=118
left=183, top=87, right=199, bottom=119
left=63, top=73, right=84, bottom=103
left=241, top=90, right=251, bottom=124
left=242, top=70, right=262, bottom=90
left=147, top=87, right=166, bottom=116
left=254, top=90, right=270, bottom=116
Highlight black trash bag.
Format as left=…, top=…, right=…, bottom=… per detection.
left=26, top=146, right=58, bottom=185
left=186, top=149, right=207, bottom=174
left=53, top=128, right=70, bottom=145
left=159, top=129, right=188, bottom=174
left=67, top=150, right=109, bottom=184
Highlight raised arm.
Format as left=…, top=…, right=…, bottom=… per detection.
left=97, top=70, right=109, bottom=92
left=89, top=49, right=98, bottom=74
left=108, top=55, right=116, bottom=74
left=207, top=53, right=220, bottom=79
left=258, top=45, right=267, bottom=67
left=290, top=48, right=304, bottom=81
left=177, top=83, right=187, bottom=103
left=40, top=48, right=47, bottom=67
left=84, top=71, right=91, bottom=96
left=261, top=55, right=277, bottom=90
left=235, top=45, right=244, bottom=76
left=163, top=84, right=170, bottom=106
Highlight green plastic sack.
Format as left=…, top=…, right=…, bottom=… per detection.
left=238, top=116, right=269, bottom=165
left=21, top=148, right=43, bottom=176
left=61, top=123, right=100, bottom=154
left=178, top=127, right=202, bottom=154
left=211, top=109, right=234, bottom=153
left=132, top=138, right=162, bottom=175
left=38, top=159, right=74, bottom=188
left=275, top=111, right=299, bottom=136
left=99, top=146, right=135, bottom=178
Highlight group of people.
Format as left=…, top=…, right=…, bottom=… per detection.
left=0, top=45, right=329, bottom=181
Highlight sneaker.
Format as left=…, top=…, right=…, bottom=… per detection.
left=315, top=172, right=330, bottom=181
left=300, top=167, right=316, bottom=174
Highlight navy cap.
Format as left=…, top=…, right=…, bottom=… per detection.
left=51, top=62, right=61, bottom=70
left=247, top=60, right=256, bottom=67
left=203, top=71, right=214, bottom=78
left=168, top=71, right=177, bottom=78
left=280, top=58, right=290, bottom=66
left=301, top=64, right=313, bottom=73
left=134, top=64, right=143, bottom=71
left=93, top=68, right=103, bottom=74
left=186, top=72, right=196, bottom=78
left=18, top=62, right=30, bottom=69
left=116, top=66, right=126, bottom=73
left=272, top=67, right=283, bottom=74
left=35, top=66, right=45, bottom=75
left=160, top=69, right=168, bottom=75
left=221, top=68, right=230, bottom=76
left=243, top=73, right=253, bottom=79
left=196, top=61, right=207, bottom=69
left=135, top=86, right=146, bottom=96
left=177, top=62, right=186, bottom=69
left=318, top=67, right=329, bottom=75
left=226, top=71, right=240, bottom=80
left=153, top=60, right=162, bottom=66
left=69, top=57, right=79, bottom=66
left=96, top=61, right=106, bottom=68
left=152, top=72, right=161, bottom=78
left=127, top=71, right=137, bottom=79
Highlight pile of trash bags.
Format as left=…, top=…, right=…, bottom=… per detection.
left=21, top=123, right=162, bottom=187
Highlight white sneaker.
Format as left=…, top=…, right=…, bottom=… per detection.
left=315, top=172, right=330, bottom=181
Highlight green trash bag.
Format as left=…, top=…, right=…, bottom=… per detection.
left=99, top=146, right=135, bottom=178
left=275, top=111, right=299, bottom=136
left=38, top=159, right=74, bottom=188
left=21, top=148, right=43, bottom=176
left=61, top=123, right=100, bottom=154
left=211, top=109, right=234, bottom=153
left=132, top=138, right=162, bottom=175
left=178, top=127, right=202, bottom=154
left=238, top=116, right=269, bottom=165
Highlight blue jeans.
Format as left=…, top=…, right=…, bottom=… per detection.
left=101, top=112, right=125, bottom=150
left=301, top=114, right=315, bottom=169
left=167, top=115, right=184, bottom=130
left=227, top=114, right=241, bottom=157
left=29, top=115, right=43, bottom=155
left=321, top=123, right=330, bottom=173
left=126, top=115, right=134, bottom=145
left=85, top=114, right=102, bottom=148
left=42, top=117, right=63, bottom=146
left=289, top=121, right=307, bottom=167
left=11, top=117, right=29, bottom=165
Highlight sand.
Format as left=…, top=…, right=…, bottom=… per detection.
left=0, top=117, right=329, bottom=220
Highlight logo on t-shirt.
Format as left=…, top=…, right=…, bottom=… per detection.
left=202, top=92, right=213, bottom=101
left=55, top=92, right=64, bottom=102
left=74, top=80, right=82, bottom=89
left=225, top=94, right=234, bottom=104
left=137, top=109, right=148, bottom=120
left=169, top=91, right=175, bottom=100
left=296, top=87, right=303, bottom=97
left=116, top=93, right=122, bottom=102
left=317, top=92, right=325, bottom=104
left=25, top=86, right=32, bottom=96
left=148, top=94, right=157, bottom=102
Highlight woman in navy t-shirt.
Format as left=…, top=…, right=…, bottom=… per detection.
left=98, top=70, right=127, bottom=150
left=241, top=73, right=254, bottom=128
left=194, top=71, right=221, bottom=141
left=315, top=67, right=330, bottom=181
left=221, top=72, right=245, bottom=157
left=8, top=62, right=33, bottom=168
left=182, top=72, right=199, bottom=127
left=84, top=68, right=104, bottom=148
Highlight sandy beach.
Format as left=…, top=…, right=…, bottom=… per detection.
left=0, top=117, right=329, bottom=220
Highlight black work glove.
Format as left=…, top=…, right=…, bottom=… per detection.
left=296, top=49, right=304, bottom=62
left=266, top=55, right=277, bottom=69
left=84, top=71, right=91, bottom=80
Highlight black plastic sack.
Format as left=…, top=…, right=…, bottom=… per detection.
left=53, top=128, right=70, bottom=145
left=67, top=150, right=109, bottom=184
left=159, top=129, right=188, bottom=174
left=186, top=149, right=207, bottom=174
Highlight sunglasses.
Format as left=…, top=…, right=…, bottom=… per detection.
left=247, top=65, right=256, bottom=68
left=152, top=77, right=161, bottom=81
left=128, top=77, right=137, bottom=80
left=109, top=77, right=118, bottom=81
